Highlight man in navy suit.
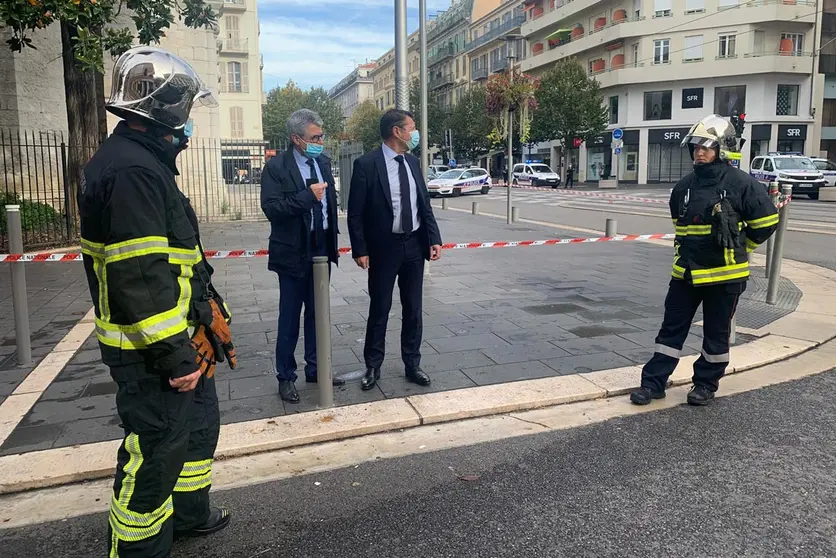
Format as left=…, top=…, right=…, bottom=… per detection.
left=347, top=109, right=443, bottom=391
left=260, top=109, right=343, bottom=403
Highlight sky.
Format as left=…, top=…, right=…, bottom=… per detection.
left=257, top=0, right=455, bottom=93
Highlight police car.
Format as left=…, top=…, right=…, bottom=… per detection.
left=749, top=153, right=826, bottom=200
left=427, top=167, right=491, bottom=197
left=810, top=157, right=836, bottom=187
left=512, top=162, right=561, bottom=188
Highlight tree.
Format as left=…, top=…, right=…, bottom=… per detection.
left=1, top=0, right=216, bottom=216
left=444, top=85, right=494, bottom=162
left=408, top=78, right=446, bottom=153
left=530, top=58, right=608, bottom=149
left=346, top=101, right=382, bottom=152
left=262, top=81, right=345, bottom=148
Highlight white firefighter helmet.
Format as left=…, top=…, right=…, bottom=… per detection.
left=680, top=114, right=743, bottom=162
left=106, top=46, right=217, bottom=132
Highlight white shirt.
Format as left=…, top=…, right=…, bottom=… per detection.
left=382, top=143, right=420, bottom=234
left=292, top=148, right=329, bottom=231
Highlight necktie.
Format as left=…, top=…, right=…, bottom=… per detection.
left=307, top=158, right=325, bottom=248
left=394, top=155, right=413, bottom=234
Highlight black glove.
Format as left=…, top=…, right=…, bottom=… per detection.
left=710, top=197, right=741, bottom=249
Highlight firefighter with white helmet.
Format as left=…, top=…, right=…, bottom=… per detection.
left=79, top=46, right=235, bottom=556
left=630, top=114, right=778, bottom=407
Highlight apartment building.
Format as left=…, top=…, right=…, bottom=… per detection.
left=372, top=31, right=421, bottom=111
left=218, top=0, right=264, bottom=140
left=520, top=0, right=818, bottom=184
left=329, top=63, right=377, bottom=119
left=817, top=0, right=836, bottom=160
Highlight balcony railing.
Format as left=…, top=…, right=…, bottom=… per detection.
left=224, top=0, right=247, bottom=8
left=220, top=83, right=250, bottom=94
left=223, top=38, right=249, bottom=53
left=429, top=73, right=455, bottom=90
left=429, top=44, right=456, bottom=66
left=465, top=14, right=526, bottom=52
left=492, top=58, right=510, bottom=72
left=471, top=66, right=490, bottom=80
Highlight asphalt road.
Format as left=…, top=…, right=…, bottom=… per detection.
left=4, top=369, right=836, bottom=557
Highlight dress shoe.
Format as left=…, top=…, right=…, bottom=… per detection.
left=306, top=376, right=346, bottom=387
left=175, top=506, right=231, bottom=539
left=405, top=367, right=431, bottom=386
left=278, top=380, right=300, bottom=403
left=361, top=367, right=380, bottom=391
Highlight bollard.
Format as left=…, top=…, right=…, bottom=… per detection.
left=605, top=219, right=617, bottom=237
left=312, top=256, right=333, bottom=407
left=6, top=205, right=31, bottom=365
left=471, top=201, right=480, bottom=215
left=764, top=182, right=779, bottom=278
left=511, top=206, right=519, bottom=223
left=442, top=198, right=449, bottom=210
left=766, top=185, right=792, bottom=305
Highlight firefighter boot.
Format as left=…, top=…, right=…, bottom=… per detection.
left=176, top=506, right=231, bottom=539
left=687, top=385, right=715, bottom=406
left=629, top=387, right=666, bottom=406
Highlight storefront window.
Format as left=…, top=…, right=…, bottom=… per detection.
left=750, top=140, right=769, bottom=159
left=616, top=143, right=640, bottom=182
left=714, top=85, right=746, bottom=116
left=777, top=140, right=804, bottom=153
left=644, top=90, right=672, bottom=120
left=587, top=146, right=612, bottom=181
left=647, top=143, right=691, bottom=182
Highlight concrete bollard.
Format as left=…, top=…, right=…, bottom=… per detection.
left=442, top=198, right=449, bottom=210
left=765, top=182, right=779, bottom=278
left=312, top=256, right=333, bottom=407
left=605, top=219, right=617, bottom=237
left=766, top=186, right=792, bottom=305
left=5, top=205, right=31, bottom=365
left=471, top=201, right=480, bottom=215
left=511, top=206, right=519, bottom=223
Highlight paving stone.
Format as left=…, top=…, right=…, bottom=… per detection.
left=568, top=321, right=641, bottom=338
left=223, top=358, right=275, bottom=380
left=0, top=424, right=59, bottom=455
left=81, top=379, right=119, bottom=398
left=496, top=327, right=577, bottom=345
left=229, top=375, right=279, bottom=400
left=427, top=333, right=511, bottom=354
left=219, top=394, right=286, bottom=424
left=285, top=381, right=386, bottom=414
left=232, top=332, right=270, bottom=348
left=67, top=349, right=104, bottom=366
left=40, top=379, right=91, bottom=401
left=462, top=361, right=559, bottom=386
left=554, top=335, right=645, bottom=357
left=56, top=363, right=111, bottom=382
left=444, top=319, right=521, bottom=336
left=215, top=379, right=231, bottom=402
left=21, top=394, right=119, bottom=426
left=407, top=350, right=496, bottom=375
left=377, top=369, right=476, bottom=399
left=52, top=416, right=123, bottom=449
left=421, top=312, right=472, bottom=327
left=541, top=352, right=635, bottom=376
left=574, top=308, right=645, bottom=322
left=482, top=342, right=571, bottom=365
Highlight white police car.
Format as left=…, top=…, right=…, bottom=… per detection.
left=749, top=153, right=826, bottom=200
left=512, top=162, right=561, bottom=188
left=811, top=157, right=836, bottom=187
left=427, top=167, right=491, bottom=197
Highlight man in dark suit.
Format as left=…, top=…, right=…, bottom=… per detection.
left=347, top=109, right=443, bottom=391
left=260, top=109, right=343, bottom=403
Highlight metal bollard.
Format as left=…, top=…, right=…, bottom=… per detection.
left=605, top=219, right=617, bottom=237
left=312, top=256, right=333, bottom=407
left=764, top=182, right=779, bottom=278
left=6, top=205, right=31, bottom=365
left=766, top=185, right=792, bottom=305
left=511, top=206, right=519, bottom=223
left=441, top=198, right=449, bottom=210
left=471, top=201, right=480, bottom=215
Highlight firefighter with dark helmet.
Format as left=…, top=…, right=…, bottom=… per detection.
left=79, top=46, right=236, bottom=556
left=630, top=114, right=778, bottom=407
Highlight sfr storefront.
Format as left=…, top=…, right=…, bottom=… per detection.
left=647, top=127, right=691, bottom=183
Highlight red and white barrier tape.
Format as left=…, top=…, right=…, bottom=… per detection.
left=0, top=233, right=676, bottom=262
left=504, top=185, right=668, bottom=205
left=776, top=194, right=791, bottom=209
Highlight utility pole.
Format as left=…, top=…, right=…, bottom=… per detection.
left=503, top=34, right=521, bottom=225
left=419, top=0, right=428, bottom=177
left=395, top=0, right=409, bottom=109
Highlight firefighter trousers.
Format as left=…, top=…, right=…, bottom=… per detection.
left=107, top=362, right=220, bottom=558
left=641, top=279, right=745, bottom=394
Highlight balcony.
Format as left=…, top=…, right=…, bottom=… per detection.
left=472, top=66, right=490, bottom=81
left=223, top=0, right=247, bottom=10
left=220, top=83, right=250, bottom=94
left=222, top=38, right=249, bottom=54
left=429, top=44, right=456, bottom=67
left=492, top=58, right=510, bottom=72
left=429, top=73, right=455, bottom=90
left=465, top=14, right=526, bottom=53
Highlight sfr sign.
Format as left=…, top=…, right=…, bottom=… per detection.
left=778, top=124, right=807, bottom=140
left=786, top=128, right=801, bottom=137
left=664, top=132, right=681, bottom=140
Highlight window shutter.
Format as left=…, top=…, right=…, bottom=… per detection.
left=685, top=0, right=704, bottom=11
left=654, top=0, right=672, bottom=12
left=684, top=35, right=703, bottom=60
left=242, top=62, right=249, bottom=93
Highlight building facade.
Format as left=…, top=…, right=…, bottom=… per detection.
left=428, top=0, right=480, bottom=112
left=329, top=63, right=377, bottom=120
left=218, top=0, right=264, bottom=140
left=817, top=0, right=836, bottom=160
left=372, top=31, right=421, bottom=112
left=520, top=0, right=818, bottom=183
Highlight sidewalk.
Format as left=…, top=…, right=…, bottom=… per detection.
left=0, top=211, right=795, bottom=456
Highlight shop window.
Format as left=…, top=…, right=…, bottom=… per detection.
left=647, top=143, right=690, bottom=182
left=609, top=96, right=619, bottom=124
left=823, top=99, right=836, bottom=126
left=776, top=84, right=799, bottom=116
left=714, top=85, right=746, bottom=116
left=644, top=90, right=672, bottom=120
left=777, top=140, right=804, bottom=153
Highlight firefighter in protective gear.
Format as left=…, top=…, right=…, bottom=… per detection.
left=78, top=46, right=235, bottom=557
left=630, top=114, right=778, bottom=407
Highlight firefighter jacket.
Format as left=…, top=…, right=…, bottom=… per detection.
left=78, top=122, right=214, bottom=378
left=670, top=161, right=779, bottom=286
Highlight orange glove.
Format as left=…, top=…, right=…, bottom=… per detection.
left=207, top=299, right=237, bottom=370
left=191, top=326, right=217, bottom=378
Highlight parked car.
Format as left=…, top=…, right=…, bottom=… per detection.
left=429, top=164, right=450, bottom=175
left=427, top=167, right=492, bottom=197
left=810, top=157, right=836, bottom=187
left=512, top=163, right=561, bottom=188
left=749, top=153, right=826, bottom=200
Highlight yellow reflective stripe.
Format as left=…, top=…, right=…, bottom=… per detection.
left=110, top=433, right=146, bottom=555
left=724, top=247, right=736, bottom=266
left=674, top=225, right=712, bottom=236
left=173, top=470, right=213, bottom=492
left=746, top=237, right=759, bottom=253
left=95, top=308, right=188, bottom=350
left=746, top=213, right=779, bottom=229
left=671, top=263, right=686, bottom=279
left=690, top=262, right=748, bottom=277
left=104, top=237, right=169, bottom=264
left=169, top=245, right=202, bottom=266
left=692, top=270, right=749, bottom=285
left=180, top=459, right=213, bottom=476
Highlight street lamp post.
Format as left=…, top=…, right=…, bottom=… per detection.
left=503, top=34, right=521, bottom=225
left=419, top=0, right=428, bottom=179
left=394, top=0, right=408, bottom=109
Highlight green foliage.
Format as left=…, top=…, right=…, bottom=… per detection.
left=262, top=80, right=346, bottom=145
left=445, top=85, right=495, bottom=162
left=530, top=58, right=608, bottom=145
left=0, top=0, right=217, bottom=73
left=0, top=193, right=63, bottom=235
left=346, top=101, right=382, bottom=152
left=408, top=78, right=447, bottom=151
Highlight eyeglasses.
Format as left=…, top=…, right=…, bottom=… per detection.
left=304, top=134, right=326, bottom=143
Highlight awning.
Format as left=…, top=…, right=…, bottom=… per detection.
left=545, top=28, right=572, bottom=41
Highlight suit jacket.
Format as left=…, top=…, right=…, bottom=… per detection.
left=260, top=148, right=339, bottom=278
left=347, top=147, right=442, bottom=260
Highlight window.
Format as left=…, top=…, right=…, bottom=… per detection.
left=714, top=85, right=746, bottom=116
left=777, top=84, right=799, bottom=116
left=754, top=30, right=765, bottom=54
left=609, top=96, right=619, bottom=124
left=718, top=0, right=737, bottom=8
left=225, top=16, right=240, bottom=41
left=653, top=39, right=670, bottom=64
left=685, top=0, right=705, bottom=13
left=751, top=157, right=763, bottom=170
left=654, top=0, right=672, bottom=17
left=683, top=35, right=704, bottom=61
left=781, top=33, right=803, bottom=55
left=644, top=90, right=673, bottom=120
left=718, top=34, right=736, bottom=58
left=774, top=157, right=815, bottom=171
left=633, top=0, right=641, bottom=18
left=763, top=158, right=774, bottom=172
left=229, top=107, right=244, bottom=138
left=632, top=43, right=639, bottom=66
left=226, top=61, right=248, bottom=93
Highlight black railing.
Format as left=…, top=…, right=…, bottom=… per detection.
left=464, top=14, right=526, bottom=52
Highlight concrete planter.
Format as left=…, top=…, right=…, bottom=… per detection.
left=599, top=179, right=618, bottom=189
left=819, top=187, right=836, bottom=202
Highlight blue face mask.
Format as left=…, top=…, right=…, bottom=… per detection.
left=304, top=141, right=324, bottom=158
left=172, top=119, right=193, bottom=147
left=407, top=130, right=420, bottom=150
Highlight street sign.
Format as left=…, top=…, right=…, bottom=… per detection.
left=611, top=139, right=623, bottom=149
left=449, top=158, right=456, bottom=167
left=612, top=128, right=623, bottom=140
left=615, top=147, right=622, bottom=154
